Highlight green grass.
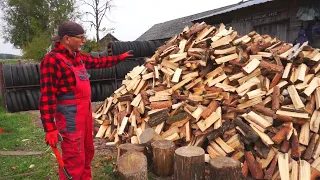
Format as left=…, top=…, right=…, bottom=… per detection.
left=0, top=93, right=161, bottom=180
left=0, top=95, right=119, bottom=180
left=0, top=96, right=58, bottom=180
left=0, top=59, right=20, bottom=64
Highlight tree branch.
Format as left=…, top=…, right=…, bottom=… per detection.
left=78, top=0, right=95, bottom=10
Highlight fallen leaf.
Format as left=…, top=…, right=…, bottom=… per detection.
left=94, top=162, right=101, bottom=168
left=105, top=155, right=113, bottom=161
left=22, top=139, right=30, bottom=142
left=29, top=164, right=35, bottom=169
left=11, top=166, right=18, bottom=170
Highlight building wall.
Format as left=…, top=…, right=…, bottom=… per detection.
left=197, top=0, right=320, bottom=47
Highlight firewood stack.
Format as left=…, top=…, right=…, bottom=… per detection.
left=93, top=21, right=320, bottom=179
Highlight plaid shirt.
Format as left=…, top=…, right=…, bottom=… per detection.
left=40, top=42, right=123, bottom=132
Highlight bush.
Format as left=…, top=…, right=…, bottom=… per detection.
left=23, top=32, right=52, bottom=61
left=81, top=39, right=99, bottom=53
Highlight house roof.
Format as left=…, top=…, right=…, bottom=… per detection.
left=100, top=33, right=119, bottom=42
left=192, top=0, right=273, bottom=21
left=135, top=3, right=239, bottom=41
left=136, top=0, right=275, bottom=41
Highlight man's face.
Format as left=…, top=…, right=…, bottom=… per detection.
left=63, top=34, right=86, bottom=52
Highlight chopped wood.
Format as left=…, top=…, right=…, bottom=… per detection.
left=303, top=77, right=320, bottom=97
left=259, top=60, right=284, bottom=73
left=215, top=53, right=239, bottom=64
left=300, top=160, right=311, bottom=180
left=243, top=58, right=260, bottom=74
left=171, top=68, right=182, bottom=83
left=278, top=153, right=290, bottom=180
left=197, top=111, right=220, bottom=132
left=214, top=46, right=236, bottom=55
left=245, top=151, right=263, bottom=179
left=264, top=152, right=278, bottom=179
left=299, top=122, right=310, bottom=146
left=303, top=133, right=319, bottom=160
left=93, top=22, right=320, bottom=179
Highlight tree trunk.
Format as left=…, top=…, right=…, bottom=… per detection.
left=174, top=146, right=205, bottom=180
left=151, top=140, right=175, bottom=177
left=209, top=157, right=243, bottom=180
left=117, top=151, right=148, bottom=180
left=117, top=143, right=146, bottom=158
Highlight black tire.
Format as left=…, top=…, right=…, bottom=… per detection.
left=31, top=90, right=39, bottom=110
left=20, top=91, right=29, bottom=111
left=5, top=91, right=14, bottom=112
left=33, top=64, right=40, bottom=85
left=22, top=65, right=31, bottom=85
left=30, top=64, right=40, bottom=85
left=11, top=65, right=20, bottom=86
left=9, top=90, right=19, bottom=112
left=15, top=91, right=24, bottom=111
left=17, top=65, right=26, bottom=86
left=25, top=90, right=36, bottom=110
left=96, top=84, right=102, bottom=101
left=3, top=64, right=13, bottom=87
left=27, top=64, right=36, bottom=85
left=91, top=84, right=97, bottom=102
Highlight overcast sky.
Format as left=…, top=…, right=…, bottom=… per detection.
left=0, top=0, right=241, bottom=55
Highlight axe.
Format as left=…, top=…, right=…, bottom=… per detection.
left=51, top=134, right=73, bottom=180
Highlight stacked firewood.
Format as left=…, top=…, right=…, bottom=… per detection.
left=93, top=21, right=320, bottom=179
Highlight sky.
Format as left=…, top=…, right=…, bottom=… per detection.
left=0, top=0, right=241, bottom=55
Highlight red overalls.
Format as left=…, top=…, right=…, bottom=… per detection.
left=55, top=54, right=94, bottom=180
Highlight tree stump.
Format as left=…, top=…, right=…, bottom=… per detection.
left=117, top=151, right=148, bottom=180
left=117, top=143, right=146, bottom=158
left=209, top=157, right=242, bottom=180
left=151, top=140, right=175, bottom=177
left=174, top=146, right=205, bottom=180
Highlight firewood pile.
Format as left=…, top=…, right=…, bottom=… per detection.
left=93, top=21, right=320, bottom=179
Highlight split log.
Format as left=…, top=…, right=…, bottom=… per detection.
left=209, top=157, right=242, bottom=180
left=151, top=140, right=175, bottom=177
left=234, top=117, right=259, bottom=142
left=148, top=109, right=169, bottom=127
left=245, top=151, right=263, bottom=179
left=139, top=128, right=163, bottom=146
left=117, top=151, right=148, bottom=180
left=174, top=146, right=205, bottom=180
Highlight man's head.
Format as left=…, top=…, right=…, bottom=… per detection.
left=52, top=21, right=86, bottom=52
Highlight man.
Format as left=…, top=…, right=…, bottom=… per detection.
left=39, top=21, right=132, bottom=180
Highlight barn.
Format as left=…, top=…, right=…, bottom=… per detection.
left=137, top=0, right=320, bottom=47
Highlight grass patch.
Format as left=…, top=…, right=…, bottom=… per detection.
left=0, top=95, right=120, bottom=180
left=0, top=94, right=161, bottom=179
left=0, top=96, right=58, bottom=179
left=0, top=59, right=20, bottom=64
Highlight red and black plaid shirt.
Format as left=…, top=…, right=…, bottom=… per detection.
left=40, top=42, right=123, bottom=132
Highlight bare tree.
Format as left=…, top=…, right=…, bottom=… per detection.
left=79, top=0, right=114, bottom=42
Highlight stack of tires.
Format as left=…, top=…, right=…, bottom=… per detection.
left=1, top=40, right=163, bottom=112
left=2, top=64, right=41, bottom=112
left=1, top=59, right=145, bottom=112
left=107, top=41, right=158, bottom=57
